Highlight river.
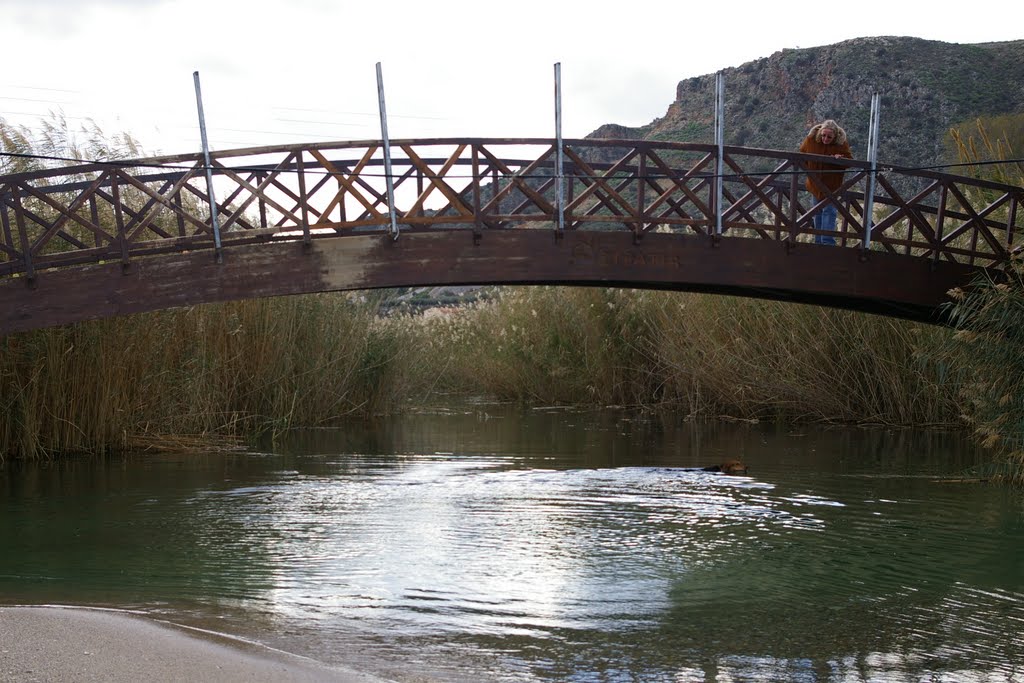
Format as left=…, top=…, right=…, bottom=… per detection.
left=2, top=405, right=1022, bottom=682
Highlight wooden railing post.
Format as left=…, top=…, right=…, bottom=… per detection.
left=9, top=186, right=35, bottom=282
left=296, top=152, right=311, bottom=247
left=472, top=145, right=483, bottom=244
left=111, top=174, right=130, bottom=272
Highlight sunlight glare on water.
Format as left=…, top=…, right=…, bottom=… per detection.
left=239, top=462, right=785, bottom=635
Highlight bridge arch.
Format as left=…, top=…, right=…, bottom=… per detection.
left=1, top=138, right=1021, bottom=334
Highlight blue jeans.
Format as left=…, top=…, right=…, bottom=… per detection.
left=813, top=204, right=837, bottom=245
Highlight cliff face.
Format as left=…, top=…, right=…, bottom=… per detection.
left=588, top=36, right=1024, bottom=171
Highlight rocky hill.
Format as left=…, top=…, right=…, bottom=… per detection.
left=588, top=36, right=1024, bottom=173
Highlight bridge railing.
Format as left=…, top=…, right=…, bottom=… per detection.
left=1, top=138, right=1021, bottom=279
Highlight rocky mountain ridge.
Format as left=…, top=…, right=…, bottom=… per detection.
left=588, top=36, right=1024, bottom=173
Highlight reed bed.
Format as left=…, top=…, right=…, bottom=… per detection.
left=1, top=286, right=965, bottom=461
left=420, top=287, right=958, bottom=425
left=0, top=295, right=434, bottom=459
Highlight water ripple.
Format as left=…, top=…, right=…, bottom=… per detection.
left=3, top=421, right=1022, bottom=682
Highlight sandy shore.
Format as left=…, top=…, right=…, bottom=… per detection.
left=0, top=606, right=393, bottom=682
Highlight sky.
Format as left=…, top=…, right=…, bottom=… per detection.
left=1, top=0, right=1021, bottom=159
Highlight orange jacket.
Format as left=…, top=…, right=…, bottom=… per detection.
left=799, top=121, right=853, bottom=199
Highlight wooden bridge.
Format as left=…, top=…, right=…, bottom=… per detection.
left=1, top=137, right=1021, bottom=335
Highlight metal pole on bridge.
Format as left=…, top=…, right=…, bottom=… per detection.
left=714, top=72, right=725, bottom=237
left=554, top=62, right=565, bottom=237
left=192, top=71, right=223, bottom=263
left=376, top=62, right=400, bottom=241
left=862, top=92, right=881, bottom=253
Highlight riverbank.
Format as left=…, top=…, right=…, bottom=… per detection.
left=0, top=606, right=392, bottom=682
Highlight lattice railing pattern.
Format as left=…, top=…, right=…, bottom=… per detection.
left=2, top=138, right=1022, bottom=278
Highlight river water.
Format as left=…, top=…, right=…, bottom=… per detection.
left=2, top=406, right=1023, bottom=682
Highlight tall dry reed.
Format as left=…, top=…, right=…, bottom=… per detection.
left=944, top=266, right=1024, bottom=484
left=0, top=295, right=434, bottom=459
left=420, top=287, right=666, bottom=406
left=940, top=118, right=1024, bottom=483
left=419, top=287, right=958, bottom=426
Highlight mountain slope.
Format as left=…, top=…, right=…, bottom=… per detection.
left=588, top=36, right=1024, bottom=172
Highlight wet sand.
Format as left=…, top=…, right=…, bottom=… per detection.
left=0, top=606, right=392, bottom=682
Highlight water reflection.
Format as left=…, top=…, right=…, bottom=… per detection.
left=1, top=407, right=1023, bottom=682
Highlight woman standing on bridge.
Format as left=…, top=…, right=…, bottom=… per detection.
left=799, top=119, right=853, bottom=245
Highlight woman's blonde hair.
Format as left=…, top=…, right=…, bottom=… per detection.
left=811, top=119, right=848, bottom=144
